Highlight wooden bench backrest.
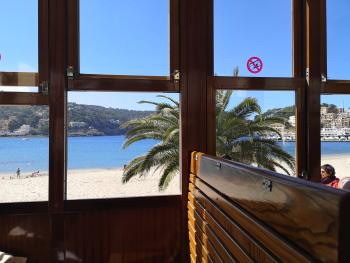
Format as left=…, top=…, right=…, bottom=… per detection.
left=188, top=152, right=350, bottom=263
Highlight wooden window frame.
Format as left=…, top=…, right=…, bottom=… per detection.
left=67, top=0, right=180, bottom=92
left=208, top=0, right=307, bottom=179
left=0, top=0, right=181, bottom=211
left=208, top=0, right=350, bottom=182
left=1, top=0, right=340, bottom=260
left=2, top=2, right=346, bottom=254
left=60, top=0, right=182, bottom=204
left=0, top=0, right=49, bottom=211
left=0, top=0, right=49, bottom=98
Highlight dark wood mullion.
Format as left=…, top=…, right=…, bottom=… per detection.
left=306, top=0, right=322, bottom=182
left=180, top=0, right=212, bottom=260
left=170, top=0, right=180, bottom=78
left=320, top=0, right=327, bottom=80
left=179, top=0, right=189, bottom=259
left=67, top=0, right=79, bottom=76
left=38, top=0, right=49, bottom=92
left=206, top=77, right=216, bottom=156
left=0, top=72, right=38, bottom=87
left=294, top=0, right=307, bottom=178
left=69, top=74, right=177, bottom=92
left=206, top=0, right=215, bottom=156
left=48, top=0, right=67, bottom=261
left=48, top=0, right=66, bottom=213
left=212, top=76, right=302, bottom=90
left=293, top=0, right=304, bottom=78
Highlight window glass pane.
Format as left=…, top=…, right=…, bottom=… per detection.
left=327, top=0, right=350, bottom=80
left=0, top=105, right=49, bottom=203
left=80, top=1, right=169, bottom=76
left=214, top=0, right=292, bottom=77
left=216, top=90, right=296, bottom=175
left=321, top=95, right=350, bottom=190
left=0, top=1, right=38, bottom=72
left=67, top=92, right=180, bottom=199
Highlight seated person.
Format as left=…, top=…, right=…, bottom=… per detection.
left=321, top=164, right=339, bottom=189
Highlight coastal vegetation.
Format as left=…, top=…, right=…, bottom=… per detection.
left=122, top=96, right=179, bottom=190
left=216, top=90, right=295, bottom=175
left=122, top=68, right=295, bottom=190
left=0, top=103, right=152, bottom=136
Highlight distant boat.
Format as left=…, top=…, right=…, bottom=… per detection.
left=21, top=138, right=29, bottom=141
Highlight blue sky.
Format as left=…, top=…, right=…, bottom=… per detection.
left=0, top=0, right=349, bottom=111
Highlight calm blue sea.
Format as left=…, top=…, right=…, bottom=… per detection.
left=0, top=136, right=350, bottom=173
left=0, top=136, right=156, bottom=173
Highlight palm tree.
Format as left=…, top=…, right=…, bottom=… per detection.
left=216, top=90, right=295, bottom=175
left=122, top=95, right=180, bottom=190
left=122, top=68, right=295, bottom=190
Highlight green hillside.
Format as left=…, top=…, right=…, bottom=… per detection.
left=0, top=103, right=153, bottom=136
left=261, top=105, right=295, bottom=119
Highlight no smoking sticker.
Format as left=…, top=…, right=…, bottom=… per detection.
left=247, top=56, right=263, bottom=74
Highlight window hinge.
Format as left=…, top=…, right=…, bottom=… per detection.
left=40, top=81, right=49, bottom=94
left=67, top=66, right=75, bottom=79
left=321, top=73, right=327, bottom=83
left=172, top=69, right=180, bottom=83
left=306, top=67, right=309, bottom=85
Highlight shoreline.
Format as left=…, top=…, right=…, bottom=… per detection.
left=1, top=155, right=349, bottom=203
left=4, top=135, right=350, bottom=141
left=0, top=167, right=181, bottom=203
left=1, top=152, right=349, bottom=179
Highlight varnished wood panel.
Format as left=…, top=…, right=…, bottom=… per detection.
left=188, top=221, right=211, bottom=263
left=189, top=193, right=253, bottom=262
left=193, top=153, right=350, bottom=263
left=0, top=215, right=50, bottom=263
left=0, top=198, right=181, bottom=263
left=189, top=215, right=223, bottom=263
left=64, top=205, right=181, bottom=263
left=189, top=188, right=279, bottom=263
left=188, top=176, right=310, bottom=263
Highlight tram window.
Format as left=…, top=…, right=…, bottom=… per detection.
left=216, top=90, right=296, bottom=176
left=66, top=92, right=181, bottom=200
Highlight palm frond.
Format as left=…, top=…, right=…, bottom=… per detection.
left=158, top=160, right=179, bottom=190
left=122, top=67, right=295, bottom=191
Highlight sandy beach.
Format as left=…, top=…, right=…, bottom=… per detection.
left=1, top=155, right=349, bottom=203
left=0, top=168, right=181, bottom=203
left=322, top=154, right=350, bottom=180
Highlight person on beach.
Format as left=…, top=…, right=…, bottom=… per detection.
left=321, top=164, right=339, bottom=189
left=16, top=168, right=21, bottom=178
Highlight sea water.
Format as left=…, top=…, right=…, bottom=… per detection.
left=1, top=136, right=350, bottom=174
left=0, top=136, right=156, bottom=173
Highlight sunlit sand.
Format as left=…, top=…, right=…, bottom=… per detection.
left=0, top=168, right=181, bottom=203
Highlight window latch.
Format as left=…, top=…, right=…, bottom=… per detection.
left=172, top=69, right=180, bottom=83
left=67, top=66, right=75, bottom=80
left=40, top=81, right=49, bottom=94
